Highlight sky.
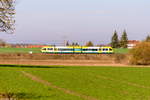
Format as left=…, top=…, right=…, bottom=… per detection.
left=0, top=0, right=150, bottom=45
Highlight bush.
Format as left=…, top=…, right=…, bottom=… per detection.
left=130, top=42, right=150, bottom=65
left=114, top=54, right=128, bottom=64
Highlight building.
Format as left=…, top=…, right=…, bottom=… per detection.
left=127, top=40, right=140, bottom=49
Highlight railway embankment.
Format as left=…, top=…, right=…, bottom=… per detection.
left=0, top=53, right=129, bottom=66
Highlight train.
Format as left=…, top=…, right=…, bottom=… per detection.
left=41, top=46, right=114, bottom=54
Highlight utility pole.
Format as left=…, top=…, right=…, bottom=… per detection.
left=62, top=35, right=67, bottom=46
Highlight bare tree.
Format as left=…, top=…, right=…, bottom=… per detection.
left=0, top=0, right=15, bottom=33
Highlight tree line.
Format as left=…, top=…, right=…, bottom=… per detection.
left=66, top=41, right=94, bottom=47
left=65, top=30, right=150, bottom=48
left=110, top=30, right=150, bottom=48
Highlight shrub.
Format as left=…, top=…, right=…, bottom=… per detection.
left=130, top=42, right=150, bottom=65
left=114, top=54, right=128, bottom=64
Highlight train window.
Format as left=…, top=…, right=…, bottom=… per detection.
left=92, top=49, right=98, bottom=51
left=103, top=48, right=108, bottom=51
left=47, top=48, right=53, bottom=50
left=82, top=49, right=87, bottom=51
left=82, top=49, right=98, bottom=51
left=99, top=48, right=102, bottom=51
left=58, top=48, right=74, bottom=51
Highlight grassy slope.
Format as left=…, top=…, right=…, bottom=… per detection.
left=0, top=65, right=150, bottom=100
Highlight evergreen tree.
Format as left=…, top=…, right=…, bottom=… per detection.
left=71, top=42, right=79, bottom=46
left=85, top=41, right=94, bottom=46
left=75, top=42, right=79, bottom=46
left=145, top=35, right=150, bottom=42
left=120, top=30, right=128, bottom=48
left=111, top=30, right=120, bottom=48
left=72, top=42, right=75, bottom=46
left=66, top=41, right=70, bottom=46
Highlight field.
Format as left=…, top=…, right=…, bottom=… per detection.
left=0, top=48, right=129, bottom=54
left=0, top=48, right=41, bottom=53
left=0, top=65, right=150, bottom=100
left=113, top=48, right=129, bottom=54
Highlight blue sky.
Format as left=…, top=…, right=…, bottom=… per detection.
left=0, top=0, right=150, bottom=45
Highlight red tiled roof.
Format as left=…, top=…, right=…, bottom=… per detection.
left=128, top=40, right=140, bottom=44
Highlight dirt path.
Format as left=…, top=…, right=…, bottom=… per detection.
left=0, top=59, right=149, bottom=67
left=97, top=75, right=150, bottom=89
left=0, top=59, right=127, bottom=67
left=21, top=71, right=99, bottom=100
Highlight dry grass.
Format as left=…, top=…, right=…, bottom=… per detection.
left=0, top=53, right=129, bottom=66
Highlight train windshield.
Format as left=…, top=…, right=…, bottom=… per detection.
left=42, top=48, right=46, bottom=50
left=109, top=48, right=112, bottom=51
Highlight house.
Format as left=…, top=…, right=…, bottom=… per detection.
left=127, top=40, right=140, bottom=49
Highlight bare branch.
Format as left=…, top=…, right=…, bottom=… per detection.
left=0, top=0, right=15, bottom=33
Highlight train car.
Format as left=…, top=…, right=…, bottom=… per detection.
left=41, top=46, right=114, bottom=54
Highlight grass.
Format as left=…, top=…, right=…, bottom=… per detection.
left=0, top=66, right=82, bottom=100
left=0, top=48, right=128, bottom=54
left=114, top=48, right=129, bottom=54
left=0, top=48, right=41, bottom=53
left=0, top=65, right=150, bottom=100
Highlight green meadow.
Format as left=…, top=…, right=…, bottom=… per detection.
left=114, top=48, right=129, bottom=54
left=0, top=65, right=150, bottom=100
left=0, top=48, right=41, bottom=53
